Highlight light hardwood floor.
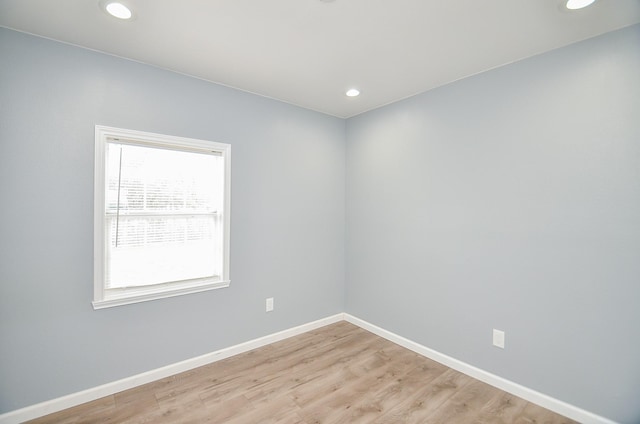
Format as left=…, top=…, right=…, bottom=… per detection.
left=28, top=322, right=578, bottom=423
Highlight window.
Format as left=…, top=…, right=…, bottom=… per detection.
left=93, top=126, right=231, bottom=309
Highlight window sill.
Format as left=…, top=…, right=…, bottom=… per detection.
left=92, top=280, right=230, bottom=310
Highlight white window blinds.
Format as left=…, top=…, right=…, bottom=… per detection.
left=105, top=141, right=224, bottom=289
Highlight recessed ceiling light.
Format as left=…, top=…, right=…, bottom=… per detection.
left=566, top=0, right=596, bottom=10
left=346, top=89, right=360, bottom=97
left=105, top=2, right=132, bottom=19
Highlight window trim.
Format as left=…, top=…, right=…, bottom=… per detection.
left=93, top=125, right=231, bottom=310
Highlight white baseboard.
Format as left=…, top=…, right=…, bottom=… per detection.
left=343, top=313, right=617, bottom=424
left=0, top=313, right=617, bottom=424
left=0, top=313, right=345, bottom=424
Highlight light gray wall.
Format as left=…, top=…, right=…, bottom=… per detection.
left=0, top=28, right=345, bottom=412
left=2, top=23, right=639, bottom=423
left=346, top=24, right=640, bottom=424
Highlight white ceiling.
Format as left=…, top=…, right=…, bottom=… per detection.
left=1, top=0, right=639, bottom=118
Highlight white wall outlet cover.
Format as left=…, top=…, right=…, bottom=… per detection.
left=493, top=329, right=505, bottom=349
left=266, top=297, right=274, bottom=312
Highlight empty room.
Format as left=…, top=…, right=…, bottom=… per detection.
left=0, top=1, right=639, bottom=423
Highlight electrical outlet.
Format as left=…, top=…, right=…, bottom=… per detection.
left=266, top=297, right=274, bottom=312
left=493, top=329, right=505, bottom=349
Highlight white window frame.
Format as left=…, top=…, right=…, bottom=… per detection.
left=93, top=125, right=231, bottom=309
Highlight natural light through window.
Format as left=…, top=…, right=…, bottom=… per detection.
left=94, top=126, right=231, bottom=309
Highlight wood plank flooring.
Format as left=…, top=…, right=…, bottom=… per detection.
left=27, top=322, right=578, bottom=423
